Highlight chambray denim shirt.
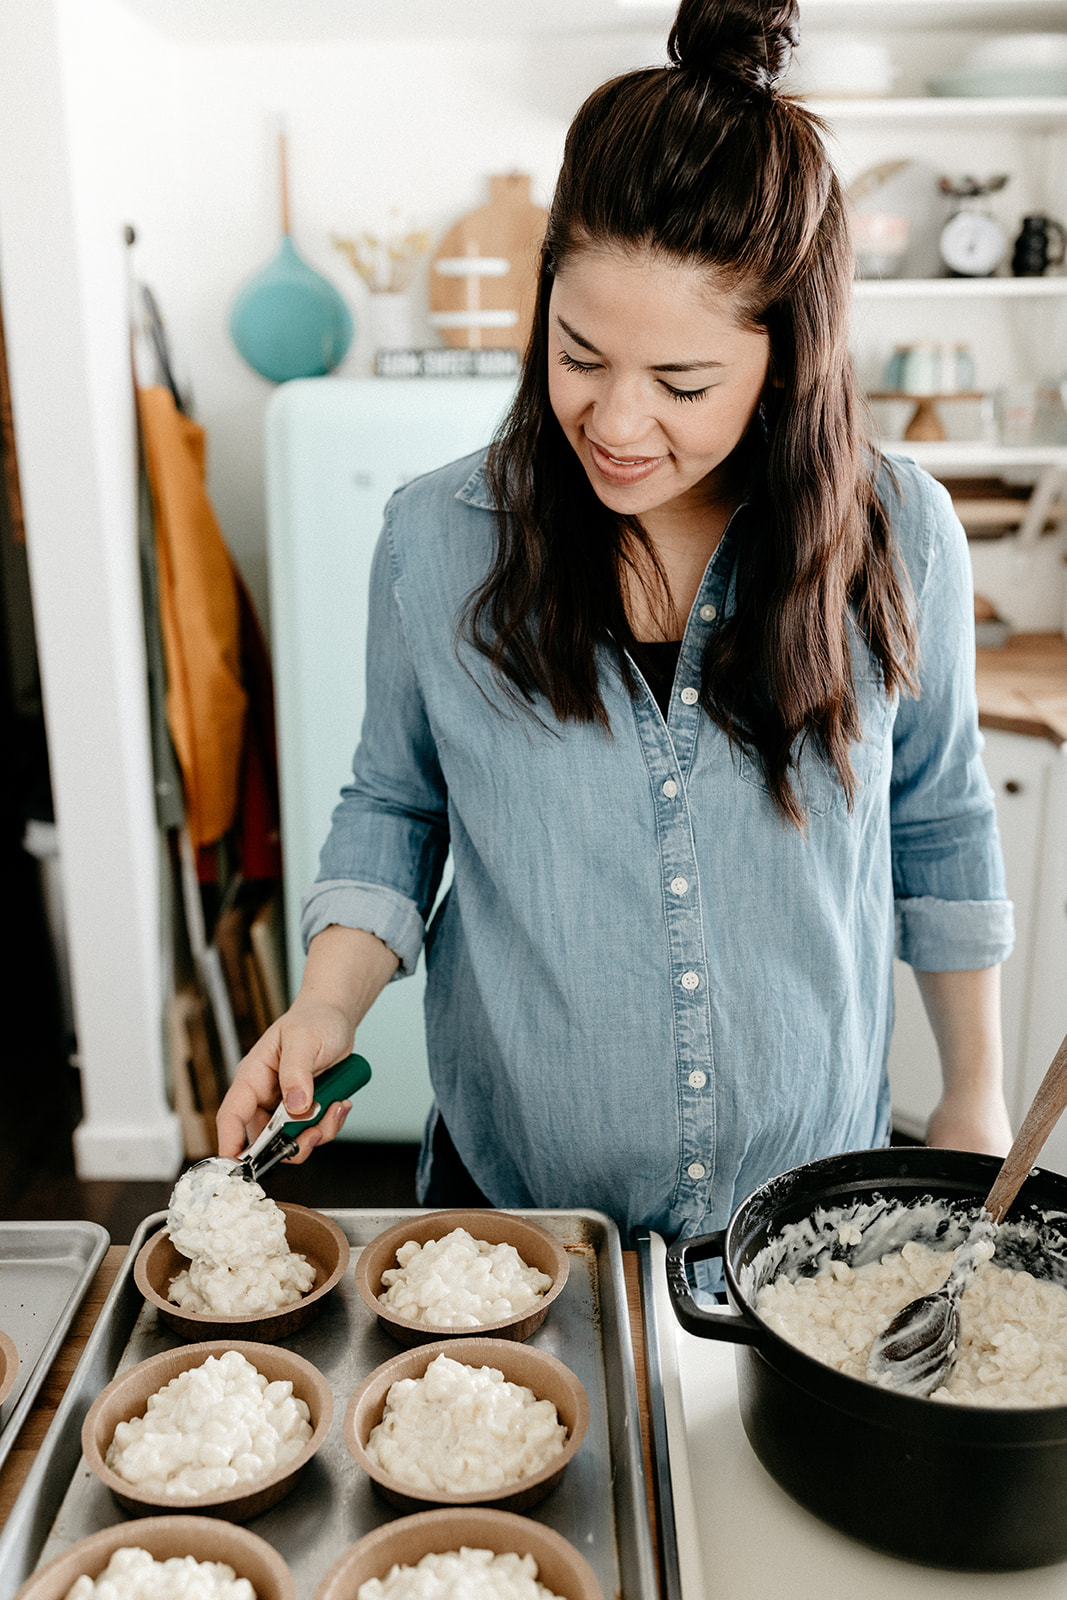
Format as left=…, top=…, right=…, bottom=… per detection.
left=303, top=448, right=1014, bottom=1247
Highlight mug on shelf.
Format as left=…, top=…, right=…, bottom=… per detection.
left=1011, top=215, right=1067, bottom=277
left=885, top=342, right=974, bottom=396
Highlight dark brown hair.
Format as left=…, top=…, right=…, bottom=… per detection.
left=465, top=0, right=917, bottom=825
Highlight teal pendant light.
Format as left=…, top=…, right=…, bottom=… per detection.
left=230, top=131, right=354, bottom=384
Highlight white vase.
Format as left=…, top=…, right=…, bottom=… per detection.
left=369, top=292, right=415, bottom=353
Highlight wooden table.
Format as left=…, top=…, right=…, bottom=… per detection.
left=0, top=1245, right=662, bottom=1586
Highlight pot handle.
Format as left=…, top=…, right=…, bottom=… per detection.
left=665, top=1230, right=761, bottom=1344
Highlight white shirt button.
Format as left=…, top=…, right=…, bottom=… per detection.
left=688, top=1069, right=707, bottom=1088
left=700, top=604, right=717, bottom=622
left=680, top=970, right=701, bottom=991
left=662, top=779, right=678, bottom=799
left=670, top=876, right=689, bottom=896
left=680, top=686, right=699, bottom=705
left=687, top=1161, right=707, bottom=1181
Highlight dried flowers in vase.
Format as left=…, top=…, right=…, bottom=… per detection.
left=332, top=216, right=432, bottom=295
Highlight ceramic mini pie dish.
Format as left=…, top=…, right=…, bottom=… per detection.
left=134, top=1202, right=350, bottom=1341
left=312, top=1506, right=602, bottom=1600
left=344, top=1335, right=590, bottom=1514
left=353, top=1208, right=569, bottom=1345
left=81, top=1338, right=333, bottom=1521
left=0, top=1329, right=19, bottom=1407
left=12, top=1515, right=295, bottom=1600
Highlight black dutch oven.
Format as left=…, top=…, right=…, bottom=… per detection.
left=666, top=1145, right=1067, bottom=1571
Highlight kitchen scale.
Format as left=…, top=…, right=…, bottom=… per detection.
left=937, top=174, right=1011, bottom=279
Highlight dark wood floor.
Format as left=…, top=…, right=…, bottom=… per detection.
left=1, top=1060, right=420, bottom=1245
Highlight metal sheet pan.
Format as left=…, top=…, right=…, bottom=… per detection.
left=636, top=1231, right=682, bottom=1600
left=0, top=1209, right=659, bottom=1598
left=0, top=1222, right=110, bottom=1474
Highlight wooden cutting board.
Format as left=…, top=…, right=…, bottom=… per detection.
left=429, top=173, right=547, bottom=350
left=976, top=632, right=1067, bottom=745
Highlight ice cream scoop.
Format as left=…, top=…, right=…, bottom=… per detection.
left=172, top=1052, right=372, bottom=1208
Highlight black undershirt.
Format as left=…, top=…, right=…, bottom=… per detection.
left=630, top=639, right=683, bottom=721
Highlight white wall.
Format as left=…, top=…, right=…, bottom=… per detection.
left=119, top=18, right=1067, bottom=634
left=136, top=29, right=663, bottom=629
left=0, top=0, right=663, bottom=1177
left=0, top=0, right=183, bottom=1175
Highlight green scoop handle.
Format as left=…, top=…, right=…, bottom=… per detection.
left=280, top=1053, right=372, bottom=1140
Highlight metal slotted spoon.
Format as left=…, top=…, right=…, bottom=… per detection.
left=173, top=1053, right=372, bottom=1204
left=867, top=1027, right=1067, bottom=1397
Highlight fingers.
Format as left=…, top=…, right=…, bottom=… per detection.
left=326, top=1099, right=353, bottom=1140
left=283, top=1127, right=322, bottom=1165
left=215, top=1006, right=356, bottom=1160
left=282, top=1099, right=352, bottom=1164
left=215, top=1029, right=312, bottom=1156
left=215, top=1032, right=310, bottom=1156
left=279, top=1060, right=316, bottom=1118
left=216, top=1046, right=282, bottom=1158
left=275, top=1023, right=340, bottom=1118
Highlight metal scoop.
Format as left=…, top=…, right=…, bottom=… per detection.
left=867, top=1026, right=1067, bottom=1397
left=175, top=1052, right=372, bottom=1198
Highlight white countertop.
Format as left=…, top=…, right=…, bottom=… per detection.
left=647, top=1235, right=1067, bottom=1600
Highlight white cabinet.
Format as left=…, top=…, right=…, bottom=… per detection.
left=888, top=727, right=1067, bottom=1166
left=1020, top=744, right=1067, bottom=1171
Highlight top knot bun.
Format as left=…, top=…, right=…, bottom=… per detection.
left=667, top=0, right=799, bottom=92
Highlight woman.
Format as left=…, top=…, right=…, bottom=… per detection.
left=218, top=0, right=1014, bottom=1246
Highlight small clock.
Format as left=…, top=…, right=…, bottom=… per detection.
left=938, top=210, right=1008, bottom=278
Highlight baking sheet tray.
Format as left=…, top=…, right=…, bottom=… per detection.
left=0, top=1222, right=110, bottom=1473
left=636, top=1232, right=682, bottom=1600
left=0, top=1209, right=659, bottom=1598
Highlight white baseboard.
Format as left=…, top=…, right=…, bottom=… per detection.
left=72, top=1113, right=184, bottom=1180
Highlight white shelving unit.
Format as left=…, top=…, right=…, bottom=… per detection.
left=805, top=3, right=1067, bottom=1144
left=896, top=445, right=1067, bottom=545
left=812, top=96, right=1067, bottom=126
left=618, top=0, right=1066, bottom=24
left=806, top=9, right=1067, bottom=526
left=793, top=0, right=1067, bottom=24
left=899, top=442, right=1067, bottom=470
left=855, top=277, right=1067, bottom=298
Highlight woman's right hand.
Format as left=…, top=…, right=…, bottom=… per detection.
left=215, top=998, right=358, bottom=1163
left=215, top=923, right=400, bottom=1164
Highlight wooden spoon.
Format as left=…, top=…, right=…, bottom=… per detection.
left=866, top=1026, right=1067, bottom=1397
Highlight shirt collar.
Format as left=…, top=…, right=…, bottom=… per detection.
left=456, top=459, right=497, bottom=512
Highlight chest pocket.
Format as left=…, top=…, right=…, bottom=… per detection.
left=738, top=668, right=896, bottom=818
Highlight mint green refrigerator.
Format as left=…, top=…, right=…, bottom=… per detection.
left=264, top=377, right=515, bottom=1140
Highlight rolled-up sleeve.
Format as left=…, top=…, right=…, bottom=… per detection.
left=887, top=463, right=1014, bottom=971
left=300, top=505, right=450, bottom=978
